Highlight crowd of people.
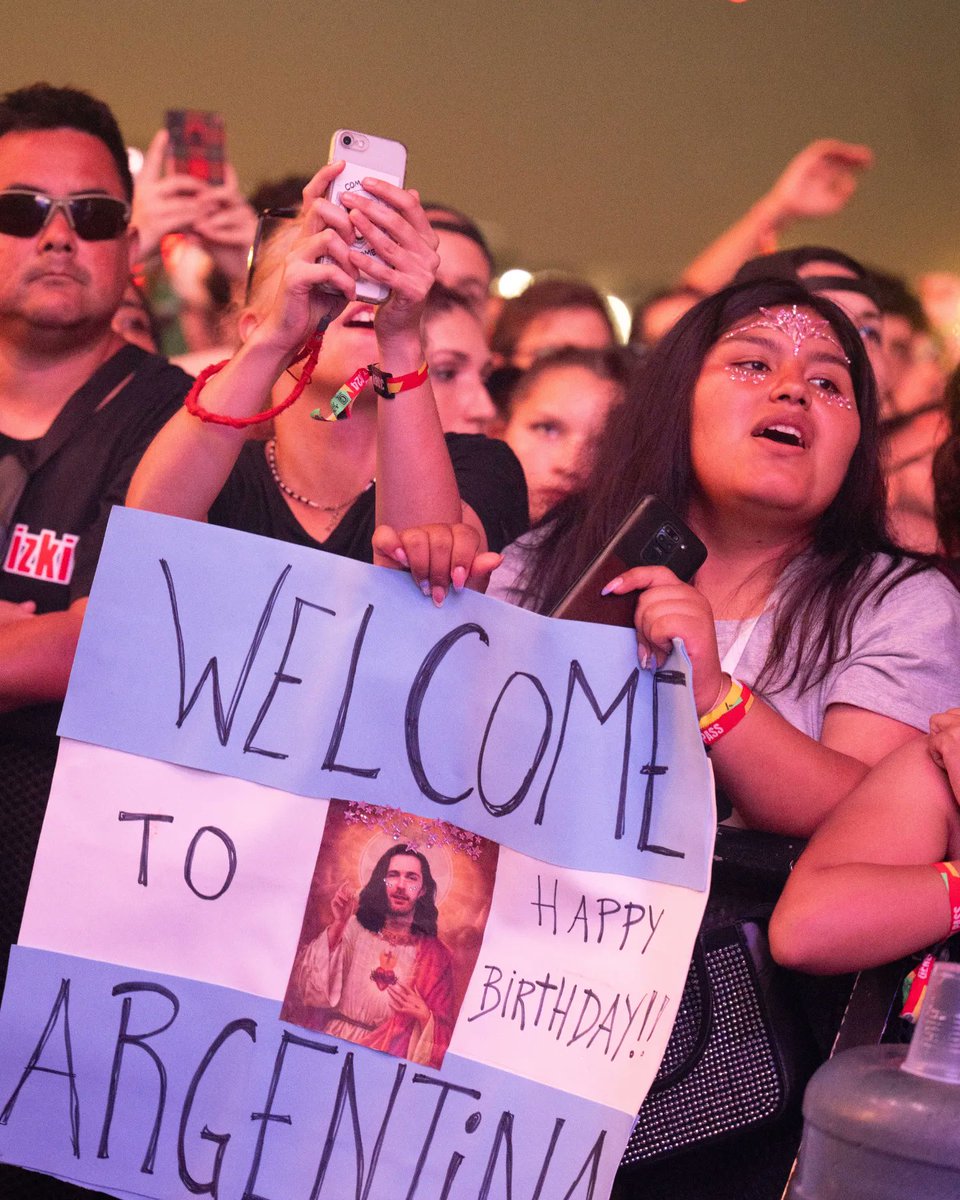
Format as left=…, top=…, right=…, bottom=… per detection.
left=2, top=80, right=960, bottom=1199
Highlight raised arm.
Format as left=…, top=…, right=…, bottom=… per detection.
left=131, top=129, right=212, bottom=264
left=339, top=180, right=463, bottom=549
left=126, top=162, right=358, bottom=518
left=681, top=140, right=873, bottom=295
left=769, top=735, right=960, bottom=973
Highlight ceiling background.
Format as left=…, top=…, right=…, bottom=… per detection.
left=9, top=0, right=960, bottom=302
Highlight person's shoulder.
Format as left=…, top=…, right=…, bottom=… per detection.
left=128, top=348, right=194, bottom=401
left=848, top=553, right=960, bottom=648
left=97, top=347, right=192, bottom=429
left=866, top=552, right=960, bottom=606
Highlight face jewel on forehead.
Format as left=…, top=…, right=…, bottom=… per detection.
left=722, top=305, right=850, bottom=362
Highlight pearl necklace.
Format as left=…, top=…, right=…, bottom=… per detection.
left=265, top=438, right=373, bottom=513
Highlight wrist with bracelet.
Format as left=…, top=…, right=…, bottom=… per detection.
left=900, top=862, right=960, bottom=1023
left=310, top=359, right=428, bottom=422
left=934, top=861, right=960, bottom=935
left=699, top=674, right=755, bottom=748
left=181, top=324, right=429, bottom=428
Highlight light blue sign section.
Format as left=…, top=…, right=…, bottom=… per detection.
left=61, top=508, right=713, bottom=890
left=0, top=946, right=634, bottom=1200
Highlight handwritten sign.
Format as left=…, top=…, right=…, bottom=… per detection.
left=0, top=509, right=715, bottom=1198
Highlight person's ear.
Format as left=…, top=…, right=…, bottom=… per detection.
left=125, top=226, right=140, bottom=275
left=237, top=307, right=260, bottom=344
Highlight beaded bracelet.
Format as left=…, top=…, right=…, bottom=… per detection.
left=699, top=677, right=755, bottom=748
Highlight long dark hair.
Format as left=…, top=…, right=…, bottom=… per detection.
left=356, top=844, right=439, bottom=938
left=515, top=278, right=927, bottom=694
left=934, top=364, right=960, bottom=557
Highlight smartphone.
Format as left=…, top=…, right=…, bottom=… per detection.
left=550, top=496, right=707, bottom=627
left=165, top=109, right=226, bottom=185
left=324, top=129, right=407, bottom=305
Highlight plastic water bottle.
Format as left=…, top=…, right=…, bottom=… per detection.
left=791, top=961, right=960, bottom=1199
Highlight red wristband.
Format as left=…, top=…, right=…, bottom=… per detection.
left=369, top=360, right=429, bottom=398
left=700, top=681, right=755, bottom=748
left=309, top=360, right=430, bottom=422
left=184, top=331, right=325, bottom=429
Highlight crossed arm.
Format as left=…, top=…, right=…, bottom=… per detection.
left=0, top=598, right=86, bottom=714
left=770, top=722, right=960, bottom=974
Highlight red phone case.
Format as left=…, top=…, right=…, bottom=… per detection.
left=165, top=110, right=225, bottom=185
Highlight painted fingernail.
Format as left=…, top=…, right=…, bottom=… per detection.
left=432, top=587, right=446, bottom=608
left=393, top=547, right=408, bottom=566
left=451, top=566, right=467, bottom=591
left=639, top=649, right=650, bottom=670
left=419, top=580, right=431, bottom=597
left=600, top=577, right=623, bottom=596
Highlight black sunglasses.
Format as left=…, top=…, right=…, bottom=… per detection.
left=244, top=205, right=299, bottom=304
left=0, top=188, right=131, bottom=241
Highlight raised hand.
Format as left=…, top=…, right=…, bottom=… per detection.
left=340, top=181, right=440, bottom=346
left=192, top=163, right=258, bottom=283
left=326, top=879, right=357, bottom=950
left=764, top=139, right=874, bottom=223
left=251, top=162, right=359, bottom=359
left=131, top=129, right=211, bottom=260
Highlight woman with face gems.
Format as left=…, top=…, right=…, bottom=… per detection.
left=485, top=279, right=960, bottom=837
left=127, top=162, right=527, bottom=585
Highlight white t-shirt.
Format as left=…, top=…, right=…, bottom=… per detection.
left=489, top=544, right=960, bottom=735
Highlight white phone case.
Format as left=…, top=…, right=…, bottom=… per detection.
left=324, top=129, right=407, bottom=304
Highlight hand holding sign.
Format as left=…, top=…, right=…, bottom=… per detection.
left=373, top=522, right=502, bottom=605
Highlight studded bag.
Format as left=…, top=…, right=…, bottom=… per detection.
left=621, top=828, right=816, bottom=1166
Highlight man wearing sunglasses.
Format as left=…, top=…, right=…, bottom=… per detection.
left=0, top=83, right=192, bottom=1138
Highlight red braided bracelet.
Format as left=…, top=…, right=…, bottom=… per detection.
left=183, top=330, right=325, bottom=429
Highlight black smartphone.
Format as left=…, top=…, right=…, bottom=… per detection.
left=549, top=496, right=707, bottom=626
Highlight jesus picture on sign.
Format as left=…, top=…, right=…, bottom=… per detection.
left=282, top=801, right=498, bottom=1069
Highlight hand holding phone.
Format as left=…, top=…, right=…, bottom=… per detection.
left=550, top=496, right=707, bottom=626
left=323, top=129, right=407, bottom=304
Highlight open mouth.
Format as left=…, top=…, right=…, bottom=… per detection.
left=343, top=305, right=376, bottom=330
left=753, top=423, right=806, bottom=449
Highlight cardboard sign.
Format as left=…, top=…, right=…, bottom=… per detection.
left=0, top=509, right=715, bottom=1198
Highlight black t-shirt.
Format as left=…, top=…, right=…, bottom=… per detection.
left=0, top=347, right=191, bottom=610
left=209, top=432, right=528, bottom=557
left=0, top=346, right=191, bottom=744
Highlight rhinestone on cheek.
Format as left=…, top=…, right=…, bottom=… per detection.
left=723, top=365, right=766, bottom=384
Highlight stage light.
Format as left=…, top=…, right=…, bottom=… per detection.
left=496, top=269, right=533, bottom=299
left=606, top=294, right=631, bottom=343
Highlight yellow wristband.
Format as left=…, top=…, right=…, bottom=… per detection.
left=699, top=677, right=743, bottom=729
